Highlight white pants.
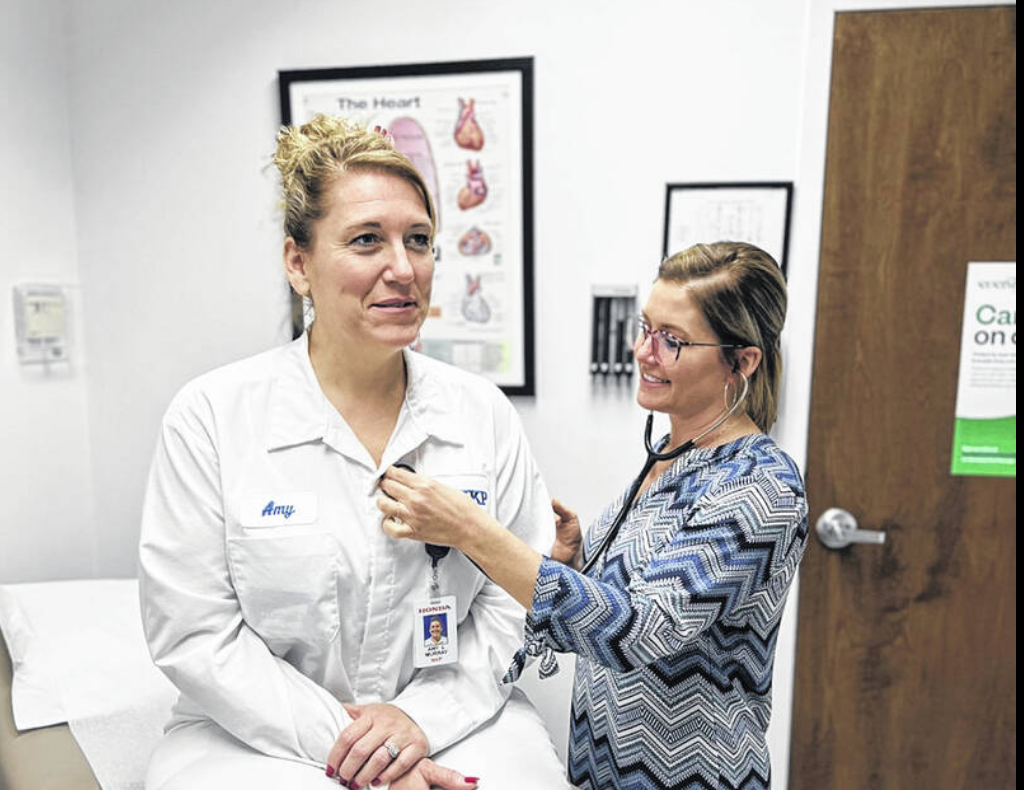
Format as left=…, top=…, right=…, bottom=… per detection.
left=146, top=688, right=570, bottom=790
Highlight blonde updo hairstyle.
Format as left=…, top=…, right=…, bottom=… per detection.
left=658, top=241, right=787, bottom=433
left=273, top=114, right=436, bottom=250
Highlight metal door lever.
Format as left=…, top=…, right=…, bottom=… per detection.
left=815, top=507, right=887, bottom=550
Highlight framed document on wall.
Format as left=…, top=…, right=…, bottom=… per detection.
left=662, top=182, right=793, bottom=276
left=279, top=58, right=536, bottom=395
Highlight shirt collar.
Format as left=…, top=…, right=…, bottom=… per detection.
left=265, top=333, right=328, bottom=451
left=398, top=348, right=467, bottom=448
left=265, top=334, right=466, bottom=452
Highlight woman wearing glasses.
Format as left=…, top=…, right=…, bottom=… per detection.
left=378, top=242, right=808, bottom=790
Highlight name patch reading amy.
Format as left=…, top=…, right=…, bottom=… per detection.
left=240, top=492, right=318, bottom=527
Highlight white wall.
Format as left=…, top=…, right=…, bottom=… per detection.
left=65, top=0, right=807, bottom=575
left=5, top=0, right=822, bottom=781
left=0, top=0, right=97, bottom=583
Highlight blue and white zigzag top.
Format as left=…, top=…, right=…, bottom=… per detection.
left=506, top=434, right=808, bottom=790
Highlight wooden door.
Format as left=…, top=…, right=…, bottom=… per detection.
left=790, top=8, right=1016, bottom=789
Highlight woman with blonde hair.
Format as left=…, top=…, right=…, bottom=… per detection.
left=139, top=115, right=567, bottom=790
left=380, top=241, right=808, bottom=790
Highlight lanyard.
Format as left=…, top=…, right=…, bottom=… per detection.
left=425, top=542, right=448, bottom=598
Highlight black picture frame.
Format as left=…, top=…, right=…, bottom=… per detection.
left=662, top=182, right=794, bottom=276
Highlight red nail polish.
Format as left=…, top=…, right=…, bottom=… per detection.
left=351, top=783, right=360, bottom=790
left=371, top=781, right=381, bottom=787
left=465, top=779, right=480, bottom=784
left=326, top=765, right=335, bottom=778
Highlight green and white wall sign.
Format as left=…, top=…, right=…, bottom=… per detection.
left=951, top=261, right=1016, bottom=477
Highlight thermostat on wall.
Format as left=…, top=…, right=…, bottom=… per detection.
left=13, top=284, right=71, bottom=364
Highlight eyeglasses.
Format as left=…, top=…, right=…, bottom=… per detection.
left=635, top=317, right=748, bottom=362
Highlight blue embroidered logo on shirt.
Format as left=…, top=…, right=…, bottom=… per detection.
left=463, top=489, right=488, bottom=506
left=261, top=501, right=295, bottom=519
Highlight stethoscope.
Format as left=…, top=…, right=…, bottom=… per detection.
left=578, top=373, right=751, bottom=576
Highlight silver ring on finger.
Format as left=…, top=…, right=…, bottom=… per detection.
left=384, top=740, right=401, bottom=761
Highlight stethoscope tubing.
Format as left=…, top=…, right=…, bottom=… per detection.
left=578, top=374, right=750, bottom=577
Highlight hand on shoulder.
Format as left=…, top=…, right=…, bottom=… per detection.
left=549, top=499, right=582, bottom=569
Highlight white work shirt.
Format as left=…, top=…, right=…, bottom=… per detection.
left=139, top=335, right=553, bottom=767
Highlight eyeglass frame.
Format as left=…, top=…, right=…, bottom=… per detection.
left=635, top=316, right=750, bottom=362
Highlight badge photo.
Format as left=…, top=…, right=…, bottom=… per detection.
left=412, top=596, right=458, bottom=668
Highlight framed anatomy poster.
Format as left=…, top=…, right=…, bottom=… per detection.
left=279, top=58, right=536, bottom=395
left=662, top=182, right=794, bottom=276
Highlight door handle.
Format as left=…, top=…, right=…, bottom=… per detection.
left=815, top=507, right=887, bottom=550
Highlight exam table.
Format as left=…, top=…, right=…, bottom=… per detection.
left=0, top=580, right=174, bottom=790
left=0, top=627, right=99, bottom=790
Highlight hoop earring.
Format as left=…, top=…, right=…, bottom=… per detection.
left=723, top=380, right=734, bottom=410
left=722, top=373, right=748, bottom=410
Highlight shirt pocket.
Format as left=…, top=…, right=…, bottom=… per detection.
left=226, top=532, right=340, bottom=655
left=431, top=472, right=493, bottom=516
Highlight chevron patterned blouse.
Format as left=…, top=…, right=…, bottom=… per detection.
left=506, top=434, right=808, bottom=790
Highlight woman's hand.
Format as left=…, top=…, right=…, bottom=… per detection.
left=549, top=499, right=582, bottom=569
left=377, top=466, right=494, bottom=551
left=390, top=758, right=479, bottom=790
left=326, top=703, right=428, bottom=788
left=379, top=465, right=544, bottom=610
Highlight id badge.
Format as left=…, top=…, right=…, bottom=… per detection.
left=412, top=595, right=458, bottom=668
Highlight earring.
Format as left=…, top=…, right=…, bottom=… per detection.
left=723, top=374, right=747, bottom=409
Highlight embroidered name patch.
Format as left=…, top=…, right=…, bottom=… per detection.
left=240, top=492, right=318, bottom=527
left=463, top=489, right=488, bottom=506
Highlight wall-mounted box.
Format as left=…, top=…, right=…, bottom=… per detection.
left=13, top=284, right=71, bottom=365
